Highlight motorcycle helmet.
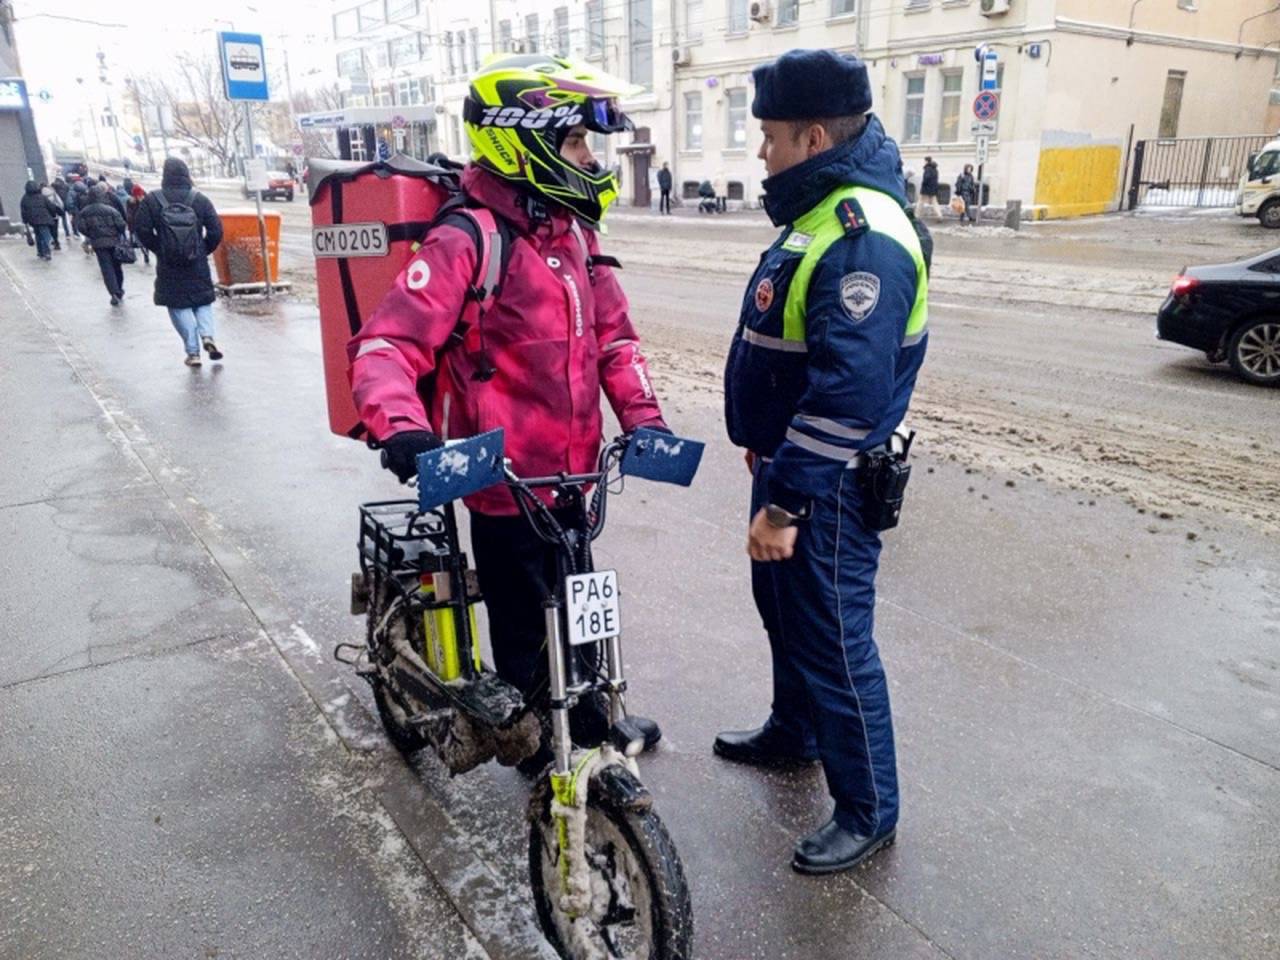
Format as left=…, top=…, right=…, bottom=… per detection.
left=464, top=54, right=640, bottom=225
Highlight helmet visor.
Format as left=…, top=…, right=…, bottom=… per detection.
left=585, top=97, right=633, bottom=135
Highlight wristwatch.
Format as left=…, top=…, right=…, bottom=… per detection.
left=764, top=504, right=800, bottom=529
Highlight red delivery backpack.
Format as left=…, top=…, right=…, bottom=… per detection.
left=309, top=155, right=515, bottom=440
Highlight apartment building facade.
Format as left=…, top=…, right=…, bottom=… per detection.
left=317, top=0, right=1279, bottom=215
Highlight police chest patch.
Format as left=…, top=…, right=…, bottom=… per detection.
left=754, top=277, right=775, bottom=312
left=839, top=272, right=880, bottom=322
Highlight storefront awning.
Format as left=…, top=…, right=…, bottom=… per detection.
left=298, top=104, right=437, bottom=130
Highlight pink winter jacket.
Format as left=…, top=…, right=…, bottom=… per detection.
left=347, top=166, right=666, bottom=515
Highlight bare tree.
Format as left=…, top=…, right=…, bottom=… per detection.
left=137, top=54, right=246, bottom=176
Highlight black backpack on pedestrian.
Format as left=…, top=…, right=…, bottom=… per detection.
left=156, top=189, right=203, bottom=264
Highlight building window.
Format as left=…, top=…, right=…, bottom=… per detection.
left=776, top=0, right=799, bottom=26
left=349, top=127, right=368, bottom=161
left=728, top=0, right=748, bottom=33
left=333, top=9, right=359, bottom=39
left=831, top=0, right=856, bottom=16
left=421, top=77, right=435, bottom=102
left=369, top=42, right=390, bottom=71
left=1160, top=70, right=1185, bottom=139
left=358, top=0, right=385, bottom=30
left=337, top=49, right=365, bottom=81
left=685, top=0, right=703, bottom=41
left=554, top=7, right=570, bottom=55
left=499, top=20, right=513, bottom=52
left=684, top=91, right=703, bottom=150
left=390, top=34, right=420, bottom=67
left=1176, top=0, right=1198, bottom=9
left=938, top=71, right=962, bottom=143
left=585, top=1, right=604, bottom=56
left=727, top=87, right=747, bottom=149
left=395, top=78, right=422, bottom=105
left=445, top=33, right=455, bottom=76
left=628, top=0, right=653, bottom=89
left=526, top=14, right=540, bottom=53
left=387, top=0, right=417, bottom=20
left=375, top=85, right=394, bottom=107
left=903, top=74, right=925, bottom=144
left=470, top=27, right=480, bottom=71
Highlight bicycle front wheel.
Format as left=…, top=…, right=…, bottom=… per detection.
left=529, top=785, right=693, bottom=960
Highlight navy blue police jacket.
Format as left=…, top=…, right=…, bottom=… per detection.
left=724, top=116, right=928, bottom=515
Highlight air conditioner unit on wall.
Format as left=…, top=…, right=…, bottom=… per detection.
left=672, top=46, right=691, bottom=66
left=980, top=0, right=1011, bottom=14
left=749, top=0, right=771, bottom=23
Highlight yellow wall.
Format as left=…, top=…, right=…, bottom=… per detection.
left=1034, top=145, right=1124, bottom=218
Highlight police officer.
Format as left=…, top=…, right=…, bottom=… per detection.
left=718, top=49, right=929, bottom=875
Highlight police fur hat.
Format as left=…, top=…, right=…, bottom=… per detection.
left=751, top=49, right=872, bottom=121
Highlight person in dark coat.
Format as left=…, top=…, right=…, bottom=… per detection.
left=657, top=162, right=673, bottom=214
left=697, top=178, right=716, bottom=214
left=74, top=183, right=128, bottom=304
left=133, top=157, right=225, bottom=367
left=19, top=180, right=60, bottom=261
left=917, top=156, right=940, bottom=219
left=954, top=164, right=978, bottom=224
left=52, top=177, right=75, bottom=238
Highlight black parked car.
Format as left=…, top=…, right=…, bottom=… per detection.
left=1157, top=248, right=1280, bottom=386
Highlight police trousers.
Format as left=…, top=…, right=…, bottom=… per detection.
left=750, top=458, right=899, bottom=837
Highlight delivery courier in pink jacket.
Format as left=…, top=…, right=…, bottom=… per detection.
left=348, top=163, right=665, bottom=515
left=347, top=54, right=669, bottom=754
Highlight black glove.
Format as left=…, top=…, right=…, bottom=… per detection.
left=379, top=430, right=443, bottom=483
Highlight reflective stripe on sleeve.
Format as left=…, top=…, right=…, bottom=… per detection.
left=795, top=415, right=871, bottom=442
left=742, top=328, right=808, bottom=353
left=784, top=427, right=859, bottom=462
left=355, top=337, right=396, bottom=358
left=602, top=338, right=637, bottom=353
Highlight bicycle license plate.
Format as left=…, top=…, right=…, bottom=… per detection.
left=565, top=571, right=620, bottom=647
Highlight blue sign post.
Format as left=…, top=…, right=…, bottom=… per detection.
left=217, top=32, right=269, bottom=102
left=217, top=32, right=274, bottom=298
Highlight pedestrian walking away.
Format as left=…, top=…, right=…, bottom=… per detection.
left=122, top=178, right=150, bottom=265
left=73, top=183, right=128, bottom=304
left=19, top=180, right=60, bottom=261
left=721, top=48, right=930, bottom=876
left=133, top=158, right=225, bottom=366
left=657, top=161, right=673, bottom=214
left=955, top=164, right=978, bottom=224
left=347, top=53, right=670, bottom=769
left=43, top=181, right=66, bottom=249
left=917, top=156, right=941, bottom=220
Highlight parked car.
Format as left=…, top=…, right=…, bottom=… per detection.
left=1157, top=248, right=1280, bottom=386
left=1237, top=138, right=1280, bottom=228
left=244, top=171, right=295, bottom=202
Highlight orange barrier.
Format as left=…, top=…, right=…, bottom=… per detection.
left=213, top=209, right=282, bottom=288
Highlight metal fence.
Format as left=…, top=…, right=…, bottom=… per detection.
left=1126, top=134, right=1272, bottom=209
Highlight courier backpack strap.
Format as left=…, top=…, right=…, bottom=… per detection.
left=436, top=205, right=515, bottom=383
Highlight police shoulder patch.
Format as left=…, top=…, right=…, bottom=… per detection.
left=836, top=197, right=869, bottom=236
left=839, top=272, right=880, bottom=322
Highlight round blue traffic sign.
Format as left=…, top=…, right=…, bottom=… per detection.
left=973, top=91, right=999, bottom=121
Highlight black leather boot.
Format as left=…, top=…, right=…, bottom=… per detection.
left=713, top=724, right=819, bottom=767
left=791, top=818, right=896, bottom=875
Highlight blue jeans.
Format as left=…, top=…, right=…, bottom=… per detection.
left=167, top=304, right=215, bottom=356
left=33, top=225, right=52, bottom=258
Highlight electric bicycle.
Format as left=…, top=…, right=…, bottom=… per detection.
left=338, top=427, right=703, bottom=960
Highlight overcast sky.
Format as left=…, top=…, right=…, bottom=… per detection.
left=14, top=0, right=333, bottom=146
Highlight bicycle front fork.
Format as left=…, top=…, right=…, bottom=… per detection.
left=543, top=600, right=628, bottom=776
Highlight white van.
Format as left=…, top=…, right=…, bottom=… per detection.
left=1237, top=138, right=1280, bottom=227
